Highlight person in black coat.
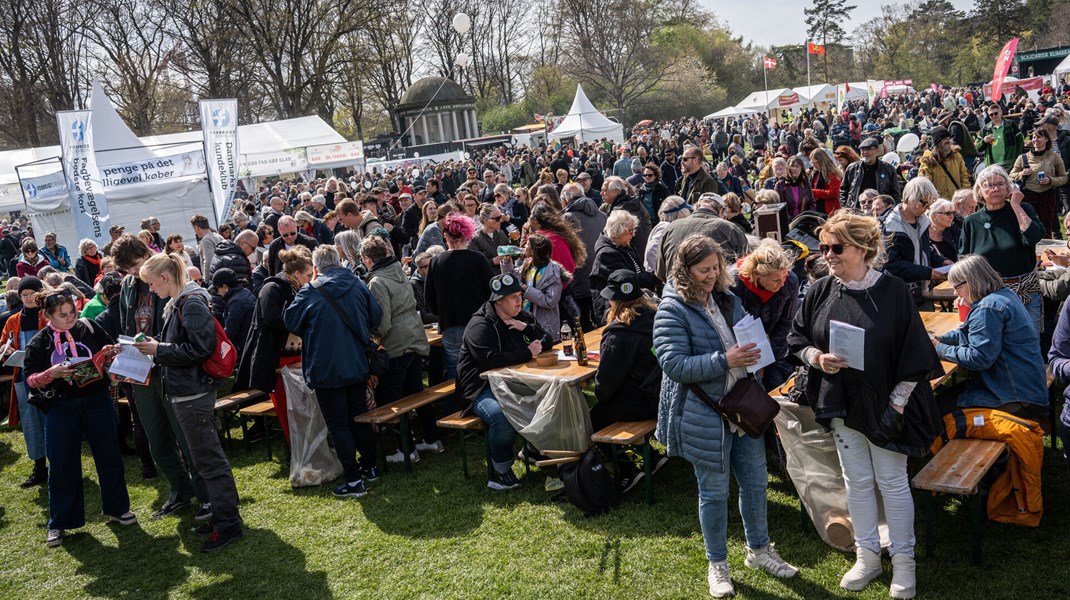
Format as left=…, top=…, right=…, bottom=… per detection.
left=267, top=216, right=319, bottom=276
left=209, top=268, right=256, bottom=359
left=590, top=212, right=662, bottom=323
left=637, top=163, right=670, bottom=223
left=74, top=239, right=102, bottom=286
left=207, top=238, right=253, bottom=284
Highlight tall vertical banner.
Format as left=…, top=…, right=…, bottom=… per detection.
left=991, top=38, right=1020, bottom=103
left=199, top=99, right=240, bottom=226
left=56, top=110, right=111, bottom=244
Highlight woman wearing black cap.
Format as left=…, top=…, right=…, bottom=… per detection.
left=2, top=276, right=50, bottom=487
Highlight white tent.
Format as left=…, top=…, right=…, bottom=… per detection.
left=703, top=105, right=762, bottom=120
left=845, top=82, right=870, bottom=101
left=794, top=84, right=837, bottom=106
left=0, top=82, right=350, bottom=248
left=548, top=84, right=625, bottom=144
left=1055, top=54, right=1070, bottom=83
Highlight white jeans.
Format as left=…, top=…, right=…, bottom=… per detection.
left=831, top=418, right=915, bottom=557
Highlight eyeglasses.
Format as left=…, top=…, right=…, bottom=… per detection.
left=280, top=230, right=298, bottom=238
left=681, top=156, right=697, bottom=162
left=417, top=262, right=430, bottom=270
left=819, top=243, right=846, bottom=255
left=932, top=211, right=953, bottom=216
left=980, top=181, right=1007, bottom=190
left=953, top=280, right=968, bottom=290
left=643, top=173, right=656, bottom=178
left=487, top=216, right=502, bottom=222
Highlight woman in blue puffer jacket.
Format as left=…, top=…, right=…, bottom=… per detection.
left=654, top=234, right=798, bottom=599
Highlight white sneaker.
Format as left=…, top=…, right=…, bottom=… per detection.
left=840, top=546, right=883, bottom=591
left=889, top=553, right=916, bottom=599
left=745, top=543, right=799, bottom=578
left=385, top=449, right=420, bottom=464
left=46, top=529, right=64, bottom=548
left=415, top=440, right=445, bottom=453
left=707, top=560, right=735, bottom=598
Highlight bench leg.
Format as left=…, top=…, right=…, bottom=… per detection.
left=641, top=440, right=653, bottom=505
left=400, top=414, right=413, bottom=474
left=925, top=492, right=934, bottom=559
left=609, top=445, right=621, bottom=484
left=971, top=493, right=982, bottom=565
left=264, top=416, right=273, bottom=461
left=459, top=431, right=469, bottom=479
left=240, top=417, right=250, bottom=451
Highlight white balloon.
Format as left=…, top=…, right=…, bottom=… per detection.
left=881, top=151, right=900, bottom=167
left=413, top=152, right=420, bottom=158
left=452, top=13, right=471, bottom=34
left=363, top=180, right=372, bottom=190
left=412, top=168, right=421, bottom=178
left=896, top=133, right=920, bottom=154
left=455, top=52, right=471, bottom=69
left=463, top=152, right=471, bottom=160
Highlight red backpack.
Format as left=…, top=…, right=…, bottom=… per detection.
left=177, top=297, right=237, bottom=380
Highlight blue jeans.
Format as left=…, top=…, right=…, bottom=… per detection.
left=470, top=386, right=517, bottom=475
left=1024, top=290, right=1042, bottom=336
left=442, top=326, right=465, bottom=381
left=315, top=382, right=375, bottom=482
left=46, top=389, right=130, bottom=530
left=692, top=432, right=770, bottom=562
left=15, top=380, right=47, bottom=461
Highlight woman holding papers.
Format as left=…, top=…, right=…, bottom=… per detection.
left=787, top=211, right=942, bottom=600
left=654, top=235, right=799, bottom=599
left=23, top=289, right=132, bottom=548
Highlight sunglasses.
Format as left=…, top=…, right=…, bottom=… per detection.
left=819, top=243, right=846, bottom=255
left=643, top=173, right=656, bottom=178
left=44, top=290, right=73, bottom=309
left=281, top=231, right=298, bottom=238
left=487, top=216, right=502, bottom=222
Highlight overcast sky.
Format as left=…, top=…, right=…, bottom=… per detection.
left=706, top=0, right=977, bottom=48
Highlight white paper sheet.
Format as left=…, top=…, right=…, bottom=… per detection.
left=4, top=349, right=25, bottom=368
left=732, top=314, right=776, bottom=374
left=933, top=265, right=952, bottom=275
left=829, top=320, right=865, bottom=371
left=108, top=344, right=153, bottom=384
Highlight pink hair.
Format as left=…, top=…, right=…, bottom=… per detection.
left=442, top=213, right=477, bottom=242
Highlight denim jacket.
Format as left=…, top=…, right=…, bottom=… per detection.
left=935, top=288, right=1047, bottom=409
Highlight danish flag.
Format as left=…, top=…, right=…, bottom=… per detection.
left=763, top=57, right=777, bottom=69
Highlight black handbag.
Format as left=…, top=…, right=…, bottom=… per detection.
left=689, top=375, right=780, bottom=438
left=27, top=386, right=63, bottom=414
left=311, top=280, right=390, bottom=378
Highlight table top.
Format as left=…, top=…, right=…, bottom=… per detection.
left=425, top=328, right=442, bottom=346
left=480, top=326, right=604, bottom=385
left=929, top=281, right=956, bottom=299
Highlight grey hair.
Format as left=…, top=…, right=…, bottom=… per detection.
left=902, top=176, right=938, bottom=206
left=604, top=176, right=627, bottom=193
left=973, top=164, right=1012, bottom=200
left=604, top=210, right=639, bottom=240
left=311, top=194, right=326, bottom=205
left=333, top=230, right=362, bottom=265
left=695, top=193, right=723, bottom=210
left=425, top=245, right=446, bottom=258
left=477, top=202, right=499, bottom=223
left=951, top=188, right=975, bottom=208
left=561, top=183, right=585, bottom=203
left=926, top=199, right=953, bottom=218
left=771, top=157, right=787, bottom=169
left=493, top=183, right=512, bottom=197
left=859, top=188, right=880, bottom=203
left=312, top=245, right=342, bottom=271
left=658, top=195, right=691, bottom=221
left=947, top=254, right=1004, bottom=304
left=234, top=229, right=258, bottom=248
left=78, top=238, right=97, bottom=256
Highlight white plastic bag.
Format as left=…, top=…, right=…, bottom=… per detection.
left=486, top=370, right=592, bottom=453
left=774, top=397, right=889, bottom=552
left=282, top=365, right=343, bottom=487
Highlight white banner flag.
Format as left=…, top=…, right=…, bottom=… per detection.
left=17, top=160, right=69, bottom=212
left=199, top=99, right=239, bottom=226
left=56, top=110, right=111, bottom=244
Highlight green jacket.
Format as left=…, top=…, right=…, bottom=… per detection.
left=366, top=257, right=430, bottom=358
left=976, top=119, right=1024, bottom=170
left=79, top=295, right=107, bottom=321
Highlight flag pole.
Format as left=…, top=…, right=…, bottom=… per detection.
left=806, top=41, right=811, bottom=90
left=763, top=59, right=770, bottom=123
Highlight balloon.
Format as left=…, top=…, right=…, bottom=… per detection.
left=463, top=152, right=470, bottom=160
left=881, top=151, right=899, bottom=167
left=455, top=52, right=471, bottom=69
left=896, top=133, right=920, bottom=154
left=363, top=181, right=372, bottom=190
left=567, top=150, right=573, bottom=157
left=412, top=168, right=421, bottom=178
left=452, top=13, right=471, bottom=34
left=413, top=152, right=420, bottom=158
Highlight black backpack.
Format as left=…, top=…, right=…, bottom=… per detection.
left=561, top=448, right=619, bottom=516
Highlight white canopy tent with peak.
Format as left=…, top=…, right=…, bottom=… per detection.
left=548, top=84, right=625, bottom=144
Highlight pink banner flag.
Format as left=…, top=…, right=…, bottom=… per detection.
left=992, top=38, right=1020, bottom=103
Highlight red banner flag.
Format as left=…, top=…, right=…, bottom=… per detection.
left=992, top=37, right=1020, bottom=103
left=763, top=56, right=777, bottom=69
left=807, top=43, right=825, bottom=55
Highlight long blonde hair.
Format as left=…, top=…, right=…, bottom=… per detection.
left=139, top=253, right=188, bottom=288
left=810, top=148, right=843, bottom=180
left=606, top=295, right=657, bottom=326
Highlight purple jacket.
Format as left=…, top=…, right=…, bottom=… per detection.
left=1047, top=296, right=1070, bottom=428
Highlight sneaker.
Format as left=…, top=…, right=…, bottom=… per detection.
left=151, top=498, right=191, bottom=520
left=194, top=503, right=213, bottom=522
left=544, top=476, right=564, bottom=492
left=106, top=511, right=138, bottom=526
left=385, top=449, right=420, bottom=464
left=20, top=471, right=47, bottom=488
left=362, top=467, right=380, bottom=482
left=415, top=439, right=445, bottom=453
left=191, top=523, right=213, bottom=536
left=45, top=529, right=64, bottom=548
left=200, top=526, right=243, bottom=552
left=487, top=470, right=521, bottom=491
left=619, top=467, right=645, bottom=495
left=708, top=560, right=735, bottom=598
left=745, top=543, right=799, bottom=579
left=651, top=455, right=670, bottom=475
left=333, top=480, right=368, bottom=498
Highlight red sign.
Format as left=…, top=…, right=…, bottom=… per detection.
left=778, top=92, right=800, bottom=106
left=983, top=76, right=1044, bottom=101
left=763, top=57, right=777, bottom=69
left=807, top=43, right=825, bottom=55
left=992, top=38, right=1020, bottom=102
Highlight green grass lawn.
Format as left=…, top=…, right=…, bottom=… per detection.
left=1, top=422, right=1069, bottom=599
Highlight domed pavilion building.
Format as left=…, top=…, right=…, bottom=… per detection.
left=394, top=77, right=479, bottom=147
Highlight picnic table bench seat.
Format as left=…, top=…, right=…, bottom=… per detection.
left=355, top=380, right=457, bottom=473
left=592, top=420, right=658, bottom=505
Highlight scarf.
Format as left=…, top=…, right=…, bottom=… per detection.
left=82, top=253, right=101, bottom=267
left=740, top=272, right=776, bottom=304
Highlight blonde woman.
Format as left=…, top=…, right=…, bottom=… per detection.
left=729, top=238, right=798, bottom=389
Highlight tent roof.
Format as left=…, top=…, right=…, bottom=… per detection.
left=1055, top=54, right=1070, bottom=78
left=734, top=88, right=806, bottom=111
left=549, top=84, right=622, bottom=137
left=794, top=84, right=837, bottom=103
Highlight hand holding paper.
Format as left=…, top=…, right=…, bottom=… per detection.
left=829, top=320, right=865, bottom=371
left=732, top=314, right=776, bottom=374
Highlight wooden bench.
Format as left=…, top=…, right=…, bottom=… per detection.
left=354, top=380, right=456, bottom=473
left=239, top=400, right=280, bottom=460
left=213, top=389, right=269, bottom=448
left=592, top=420, right=659, bottom=505
left=437, top=410, right=487, bottom=480
left=912, top=438, right=1007, bottom=565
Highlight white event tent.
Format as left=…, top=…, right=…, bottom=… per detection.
left=0, top=82, right=351, bottom=247
left=548, top=84, right=625, bottom=144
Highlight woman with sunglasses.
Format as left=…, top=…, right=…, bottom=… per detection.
left=787, top=211, right=942, bottom=599
left=882, top=177, right=952, bottom=302
left=961, top=164, right=1045, bottom=335
left=638, top=162, right=669, bottom=223
left=468, top=203, right=511, bottom=265
left=1010, top=128, right=1068, bottom=239
left=926, top=199, right=958, bottom=262
left=23, top=289, right=132, bottom=548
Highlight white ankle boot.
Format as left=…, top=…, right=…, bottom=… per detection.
left=889, top=553, right=916, bottom=599
left=840, top=546, right=883, bottom=591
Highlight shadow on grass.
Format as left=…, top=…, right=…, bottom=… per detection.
left=0, top=437, right=19, bottom=472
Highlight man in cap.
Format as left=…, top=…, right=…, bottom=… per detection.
left=918, top=125, right=972, bottom=200
left=102, top=224, right=125, bottom=256
left=839, top=137, right=901, bottom=209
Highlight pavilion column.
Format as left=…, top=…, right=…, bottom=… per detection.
left=452, top=111, right=461, bottom=140
left=468, top=110, right=478, bottom=137
left=436, top=112, right=445, bottom=143
left=420, top=115, right=430, bottom=146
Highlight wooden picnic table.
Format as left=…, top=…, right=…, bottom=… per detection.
left=480, top=326, right=604, bottom=386
left=425, top=327, right=442, bottom=346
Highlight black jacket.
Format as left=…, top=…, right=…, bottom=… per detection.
left=222, top=286, right=256, bottom=359
left=94, top=301, right=122, bottom=341
left=730, top=271, right=799, bottom=361
left=208, top=240, right=253, bottom=283
left=237, top=275, right=297, bottom=393
left=74, top=255, right=101, bottom=287
left=590, top=234, right=660, bottom=321
left=155, top=285, right=222, bottom=396
left=839, top=159, right=901, bottom=208
left=119, top=275, right=166, bottom=338
left=593, top=307, right=661, bottom=417
left=456, top=301, right=550, bottom=407
left=602, top=194, right=651, bottom=255
left=0, top=236, right=18, bottom=275
left=425, top=249, right=493, bottom=329
left=410, top=274, right=437, bottom=324
left=267, top=232, right=319, bottom=276
left=881, top=208, right=947, bottom=286
left=24, top=318, right=114, bottom=399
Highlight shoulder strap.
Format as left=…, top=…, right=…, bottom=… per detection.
left=936, top=158, right=960, bottom=189
left=310, top=279, right=359, bottom=337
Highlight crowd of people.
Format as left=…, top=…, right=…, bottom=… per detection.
left=3, top=81, right=1070, bottom=599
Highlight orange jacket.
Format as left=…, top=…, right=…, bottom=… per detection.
left=931, top=408, right=1044, bottom=527
left=2, top=309, right=48, bottom=427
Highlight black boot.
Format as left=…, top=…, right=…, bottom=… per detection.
left=20, top=458, right=47, bottom=488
